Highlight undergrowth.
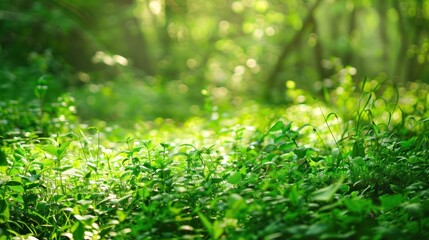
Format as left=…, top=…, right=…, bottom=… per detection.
left=0, top=78, right=428, bottom=240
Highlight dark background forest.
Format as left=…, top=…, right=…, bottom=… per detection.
left=1, top=0, right=428, bottom=124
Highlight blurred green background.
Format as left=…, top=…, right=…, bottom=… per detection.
left=1, top=0, right=428, bottom=126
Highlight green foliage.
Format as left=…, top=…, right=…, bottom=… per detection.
left=70, top=75, right=203, bottom=124
left=0, top=78, right=428, bottom=239
left=3, top=0, right=429, bottom=123
left=1, top=1, right=429, bottom=239
left=0, top=86, right=77, bottom=140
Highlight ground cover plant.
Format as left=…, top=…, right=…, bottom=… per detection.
left=0, top=76, right=428, bottom=240
left=1, top=2, right=429, bottom=239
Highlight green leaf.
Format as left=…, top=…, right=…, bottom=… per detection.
left=58, top=140, right=72, bottom=159
left=279, top=142, right=296, bottom=151
left=286, top=130, right=298, bottom=139
left=213, top=220, right=224, bottom=239
left=389, top=184, right=403, bottom=194
left=295, top=123, right=313, bottom=133
left=400, top=137, right=416, bottom=148
left=352, top=140, right=365, bottom=157
left=274, top=135, right=287, bottom=143
left=39, top=140, right=72, bottom=160
left=198, top=212, right=213, bottom=236
left=72, top=221, right=85, bottom=240
left=8, top=184, right=24, bottom=193
left=339, top=184, right=350, bottom=193
left=269, top=121, right=284, bottom=132
left=239, top=166, right=247, bottom=175
left=380, top=194, right=404, bottom=211
left=344, top=197, right=372, bottom=213
left=5, top=180, right=22, bottom=186
left=404, top=203, right=423, bottom=217
left=23, top=193, right=38, bottom=204
left=115, top=194, right=133, bottom=204
left=263, top=144, right=276, bottom=152
left=5, top=181, right=24, bottom=193
left=39, top=145, right=59, bottom=157
left=53, top=165, right=73, bottom=172
left=305, top=223, right=329, bottom=236
left=311, top=178, right=344, bottom=202
left=0, top=199, right=10, bottom=223
left=331, top=148, right=340, bottom=158
left=227, top=171, right=242, bottom=185
left=87, top=162, right=98, bottom=172
left=351, top=157, right=365, bottom=166
left=289, top=185, right=300, bottom=206
left=282, top=121, right=293, bottom=133
left=84, top=171, right=92, bottom=179
left=0, top=150, right=8, bottom=167
left=117, top=210, right=127, bottom=222
left=227, top=193, right=245, bottom=217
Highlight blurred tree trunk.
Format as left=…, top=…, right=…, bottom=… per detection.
left=309, top=14, right=327, bottom=82
left=158, top=0, right=188, bottom=79
left=392, top=0, right=409, bottom=82
left=265, top=0, right=322, bottom=102
left=405, top=0, right=427, bottom=82
left=375, top=1, right=389, bottom=67
left=161, top=0, right=174, bottom=56
left=117, top=0, right=154, bottom=75
left=393, top=0, right=428, bottom=82
left=49, top=0, right=156, bottom=76
left=344, top=4, right=357, bottom=66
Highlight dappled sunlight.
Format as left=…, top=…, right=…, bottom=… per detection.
left=1, top=0, right=429, bottom=239
left=92, top=51, right=128, bottom=66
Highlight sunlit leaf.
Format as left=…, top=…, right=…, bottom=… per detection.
left=58, top=140, right=72, bottom=159
left=87, top=162, right=98, bottom=172
left=117, top=210, right=127, bottom=222
left=179, top=225, right=194, bottom=231
left=39, top=145, right=58, bottom=157
left=269, top=121, right=283, bottom=132
left=295, top=123, right=313, bottom=133
left=213, top=220, right=224, bottom=239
